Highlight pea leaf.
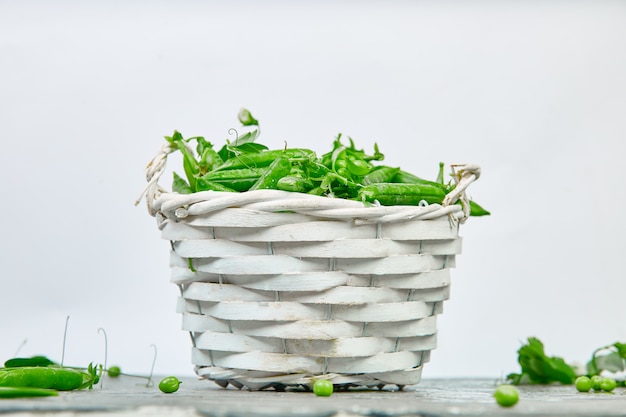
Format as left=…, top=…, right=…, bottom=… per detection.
left=508, top=337, right=577, bottom=385
left=81, top=363, right=103, bottom=390
left=173, top=172, right=193, bottom=194
left=198, top=147, right=223, bottom=174
left=436, top=162, right=445, bottom=184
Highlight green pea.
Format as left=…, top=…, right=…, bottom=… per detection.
left=107, top=366, right=121, bottom=378
left=158, top=376, right=181, bottom=393
left=591, top=375, right=604, bottom=391
left=312, top=379, right=333, bottom=397
left=575, top=376, right=592, bottom=392
left=600, top=378, right=617, bottom=392
left=494, top=384, right=519, bottom=407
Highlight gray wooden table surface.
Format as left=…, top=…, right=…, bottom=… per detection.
left=2, top=376, right=626, bottom=417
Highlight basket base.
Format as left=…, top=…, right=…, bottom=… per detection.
left=194, top=365, right=424, bottom=391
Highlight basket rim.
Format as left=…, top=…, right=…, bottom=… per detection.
left=154, top=189, right=464, bottom=224
left=135, top=141, right=481, bottom=223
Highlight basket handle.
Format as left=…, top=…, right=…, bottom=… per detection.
left=135, top=142, right=177, bottom=216
left=444, top=163, right=481, bottom=221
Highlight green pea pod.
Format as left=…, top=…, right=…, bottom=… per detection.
left=211, top=178, right=259, bottom=192
left=215, top=149, right=315, bottom=171
left=362, top=166, right=400, bottom=185
left=277, top=175, right=314, bottom=193
left=249, top=157, right=292, bottom=191
left=358, top=183, right=447, bottom=206
left=0, top=387, right=59, bottom=398
left=392, top=170, right=448, bottom=190
left=201, top=167, right=264, bottom=192
left=452, top=199, right=491, bottom=216
left=0, top=367, right=95, bottom=391
left=468, top=200, right=490, bottom=216
left=307, top=186, right=326, bottom=196
left=202, top=167, right=264, bottom=181
left=4, top=356, right=55, bottom=368
left=195, top=178, right=237, bottom=193
left=345, top=156, right=371, bottom=177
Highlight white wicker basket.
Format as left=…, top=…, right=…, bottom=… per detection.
left=139, top=143, right=481, bottom=391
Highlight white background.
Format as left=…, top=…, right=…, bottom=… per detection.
left=1, top=1, right=625, bottom=380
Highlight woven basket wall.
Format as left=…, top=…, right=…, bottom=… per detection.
left=148, top=187, right=474, bottom=391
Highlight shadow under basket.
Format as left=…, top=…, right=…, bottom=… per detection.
left=146, top=183, right=478, bottom=391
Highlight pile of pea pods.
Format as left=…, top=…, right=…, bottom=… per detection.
left=165, top=109, right=489, bottom=216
